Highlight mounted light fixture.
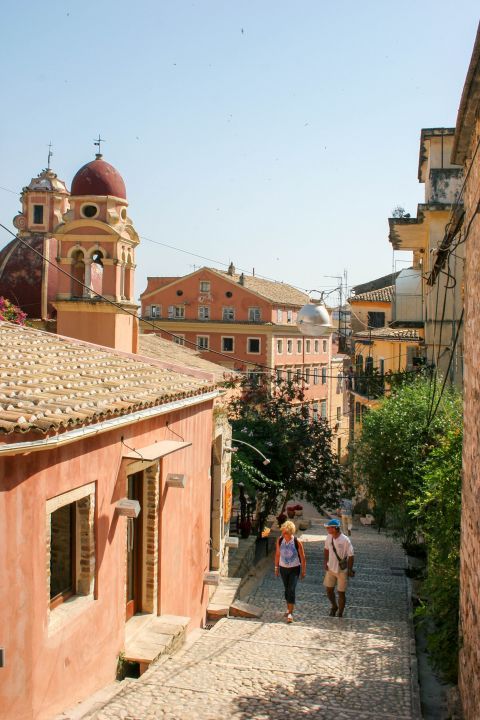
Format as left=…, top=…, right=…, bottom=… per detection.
left=225, top=438, right=271, bottom=465
left=296, top=289, right=339, bottom=337
left=166, top=473, right=187, bottom=488
left=115, top=498, right=141, bottom=518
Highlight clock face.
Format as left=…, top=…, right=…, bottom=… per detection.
left=13, top=214, right=26, bottom=230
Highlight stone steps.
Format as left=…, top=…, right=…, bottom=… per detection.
left=124, top=613, right=190, bottom=674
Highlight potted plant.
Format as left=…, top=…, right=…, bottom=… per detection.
left=286, top=506, right=296, bottom=519
left=294, top=504, right=303, bottom=518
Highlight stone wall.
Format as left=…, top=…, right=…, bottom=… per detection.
left=459, top=113, right=480, bottom=720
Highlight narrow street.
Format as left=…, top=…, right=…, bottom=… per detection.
left=83, top=520, right=420, bottom=720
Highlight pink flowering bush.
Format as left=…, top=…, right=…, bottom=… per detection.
left=0, top=297, right=27, bottom=325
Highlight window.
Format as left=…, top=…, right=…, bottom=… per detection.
left=276, top=339, right=283, bottom=354
left=151, top=305, right=161, bottom=319
left=47, top=483, right=95, bottom=618
left=321, top=366, right=327, bottom=384
left=50, top=503, right=76, bottom=605
left=287, top=310, right=293, bottom=323
left=247, top=370, right=261, bottom=385
left=222, top=337, right=234, bottom=352
left=305, top=340, right=311, bottom=353
left=312, top=402, right=319, bottom=421
left=368, top=311, right=385, bottom=328
left=365, top=356, right=374, bottom=373
left=287, top=368, right=293, bottom=382
left=33, top=204, right=44, bottom=224
left=276, top=367, right=283, bottom=383
left=337, top=438, right=342, bottom=457
left=200, top=280, right=211, bottom=293
left=379, top=358, right=385, bottom=375
left=81, top=204, right=98, bottom=219
left=197, top=335, right=209, bottom=350
left=313, top=367, right=319, bottom=385
left=222, top=306, right=235, bottom=321
left=296, top=367, right=302, bottom=381
left=198, top=305, right=210, bottom=320
left=297, top=340, right=302, bottom=353
left=168, top=305, right=185, bottom=319
left=277, top=308, right=283, bottom=323
left=287, top=339, right=293, bottom=354
left=355, top=402, right=361, bottom=423
left=314, top=340, right=319, bottom=353
left=322, top=340, right=327, bottom=353
left=320, top=400, right=327, bottom=419
left=247, top=338, right=260, bottom=354
left=248, top=307, right=261, bottom=322
left=305, top=367, right=310, bottom=384
left=173, top=334, right=185, bottom=346
left=356, top=354, right=364, bottom=373
left=337, top=406, right=342, bottom=421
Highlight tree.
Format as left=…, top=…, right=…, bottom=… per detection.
left=391, top=205, right=411, bottom=219
left=353, top=376, right=458, bottom=541
left=227, top=371, right=344, bottom=532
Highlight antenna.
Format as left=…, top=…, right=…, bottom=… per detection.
left=47, top=142, right=53, bottom=170
left=94, top=134, right=105, bottom=158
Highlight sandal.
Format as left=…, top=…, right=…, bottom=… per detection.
left=287, top=613, right=293, bottom=623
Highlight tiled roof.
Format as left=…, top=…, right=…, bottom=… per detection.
left=0, top=322, right=216, bottom=435
left=354, top=327, right=423, bottom=341
left=139, top=334, right=232, bottom=383
left=349, top=286, right=394, bottom=303
left=211, top=269, right=309, bottom=306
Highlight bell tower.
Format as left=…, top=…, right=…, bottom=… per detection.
left=55, top=151, right=140, bottom=353
left=2, top=156, right=69, bottom=321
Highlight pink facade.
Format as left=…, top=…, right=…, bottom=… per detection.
left=0, top=399, right=214, bottom=720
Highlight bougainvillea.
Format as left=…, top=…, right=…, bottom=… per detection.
left=0, top=297, right=27, bottom=325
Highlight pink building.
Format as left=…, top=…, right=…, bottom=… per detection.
left=140, top=265, right=331, bottom=417
left=0, top=155, right=234, bottom=719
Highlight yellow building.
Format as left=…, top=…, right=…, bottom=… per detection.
left=389, top=128, right=464, bottom=387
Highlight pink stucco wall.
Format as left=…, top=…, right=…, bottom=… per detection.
left=0, top=398, right=213, bottom=720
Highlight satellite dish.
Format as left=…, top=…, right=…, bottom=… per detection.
left=296, top=302, right=333, bottom=337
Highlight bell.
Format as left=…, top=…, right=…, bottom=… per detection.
left=296, top=302, right=333, bottom=337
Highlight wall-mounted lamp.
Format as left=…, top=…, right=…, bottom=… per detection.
left=203, top=571, right=221, bottom=586
left=225, top=438, right=271, bottom=465
left=115, top=498, right=141, bottom=518
left=166, top=473, right=187, bottom=488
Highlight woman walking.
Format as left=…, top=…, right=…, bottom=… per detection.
left=275, top=520, right=306, bottom=623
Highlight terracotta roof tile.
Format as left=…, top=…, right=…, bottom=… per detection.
left=0, top=322, right=216, bottom=435
left=349, top=286, right=394, bottom=303
left=211, top=269, right=309, bottom=306
left=138, top=334, right=233, bottom=383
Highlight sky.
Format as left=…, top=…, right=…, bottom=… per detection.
left=0, top=1, right=479, bottom=303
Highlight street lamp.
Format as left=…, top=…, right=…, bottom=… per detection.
left=296, top=288, right=342, bottom=337
left=225, top=438, right=271, bottom=465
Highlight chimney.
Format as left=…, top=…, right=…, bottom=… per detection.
left=228, top=262, right=235, bottom=276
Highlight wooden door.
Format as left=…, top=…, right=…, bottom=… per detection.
left=126, top=471, right=143, bottom=620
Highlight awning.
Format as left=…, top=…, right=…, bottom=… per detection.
left=122, top=440, right=192, bottom=462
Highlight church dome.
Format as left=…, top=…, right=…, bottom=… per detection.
left=71, top=156, right=126, bottom=199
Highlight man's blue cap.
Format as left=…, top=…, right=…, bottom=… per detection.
left=324, top=519, right=341, bottom=528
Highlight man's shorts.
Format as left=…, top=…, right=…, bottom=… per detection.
left=323, top=569, right=348, bottom=592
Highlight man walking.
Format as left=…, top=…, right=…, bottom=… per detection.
left=338, top=496, right=353, bottom=536
left=323, top=518, right=354, bottom=617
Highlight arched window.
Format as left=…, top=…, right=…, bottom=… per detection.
left=124, top=250, right=133, bottom=300
left=90, top=251, right=104, bottom=296
left=71, top=250, right=85, bottom=297
left=120, top=250, right=126, bottom=299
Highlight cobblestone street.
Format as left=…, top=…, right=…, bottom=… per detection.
left=85, top=521, right=420, bottom=720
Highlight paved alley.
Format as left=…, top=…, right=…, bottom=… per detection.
left=84, top=522, right=420, bottom=720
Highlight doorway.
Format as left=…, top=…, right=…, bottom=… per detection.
left=126, top=471, right=143, bottom=621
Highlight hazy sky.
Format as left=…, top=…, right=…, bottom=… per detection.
left=1, top=1, right=478, bottom=301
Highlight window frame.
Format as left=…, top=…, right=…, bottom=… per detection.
left=287, top=339, right=293, bottom=354
left=49, top=502, right=77, bottom=609
left=297, top=339, right=302, bottom=354
left=222, top=306, right=235, bottom=321
left=314, top=340, right=319, bottom=353
left=321, top=366, right=327, bottom=385
left=221, top=336, right=234, bottom=353
left=198, top=305, right=210, bottom=320
left=248, top=307, right=261, bottom=322
left=196, top=335, right=209, bottom=351
left=173, top=334, right=185, bottom=346
left=305, top=340, right=311, bottom=353
left=199, top=280, right=211, bottom=293
left=276, top=339, right=283, bottom=355
left=276, top=308, right=283, bottom=323
left=247, top=337, right=261, bottom=354
left=313, top=367, right=319, bottom=385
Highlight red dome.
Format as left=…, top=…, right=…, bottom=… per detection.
left=71, top=157, right=126, bottom=199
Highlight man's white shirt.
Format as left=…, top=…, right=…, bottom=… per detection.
left=325, top=533, right=354, bottom=573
